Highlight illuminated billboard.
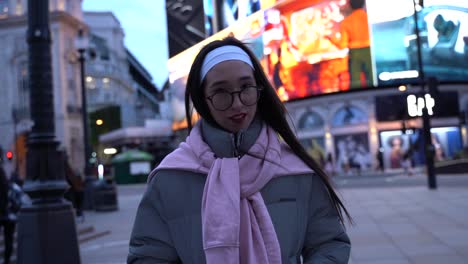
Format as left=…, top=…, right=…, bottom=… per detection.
left=166, top=0, right=206, bottom=57
left=168, top=0, right=468, bottom=129
left=204, top=0, right=282, bottom=35
left=261, top=0, right=374, bottom=100
left=379, top=127, right=463, bottom=169
left=368, top=0, right=468, bottom=86
left=261, top=0, right=468, bottom=100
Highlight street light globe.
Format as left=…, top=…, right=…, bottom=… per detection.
left=74, top=28, right=89, bottom=52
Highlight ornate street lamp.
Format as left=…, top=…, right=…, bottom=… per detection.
left=75, top=28, right=93, bottom=177
left=411, top=0, right=437, bottom=189
left=75, top=29, right=99, bottom=210
left=16, top=0, right=80, bottom=263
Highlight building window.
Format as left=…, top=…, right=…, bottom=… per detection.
left=58, top=0, right=65, bottom=11
left=66, top=0, right=75, bottom=14
left=331, top=105, right=368, bottom=127
left=86, top=76, right=96, bottom=89
left=102, top=77, right=110, bottom=89
left=0, top=0, right=9, bottom=17
left=15, top=0, right=23, bottom=15
left=90, top=34, right=110, bottom=61
left=298, top=110, right=324, bottom=130
left=17, top=62, right=29, bottom=110
left=67, top=63, right=78, bottom=107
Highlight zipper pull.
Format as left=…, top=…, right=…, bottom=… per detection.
left=232, top=132, right=243, bottom=159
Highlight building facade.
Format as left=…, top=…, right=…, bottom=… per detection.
left=166, top=0, right=468, bottom=175
left=0, top=0, right=86, bottom=177
left=285, top=85, right=468, bottom=175
left=0, top=1, right=168, bottom=178
left=84, top=11, right=173, bottom=165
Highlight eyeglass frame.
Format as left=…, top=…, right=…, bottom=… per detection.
left=205, top=85, right=263, bottom=111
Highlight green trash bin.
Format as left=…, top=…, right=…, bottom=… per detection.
left=111, top=150, right=154, bottom=184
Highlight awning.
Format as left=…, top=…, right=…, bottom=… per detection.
left=111, top=149, right=154, bottom=163
left=99, top=121, right=172, bottom=146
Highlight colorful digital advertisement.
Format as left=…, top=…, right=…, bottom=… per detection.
left=261, top=0, right=374, bottom=100
left=168, top=0, right=468, bottom=129
left=379, top=127, right=463, bottom=169
left=368, top=0, right=468, bottom=86
left=334, top=133, right=372, bottom=173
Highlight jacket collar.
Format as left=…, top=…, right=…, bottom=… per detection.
left=200, top=116, right=262, bottom=158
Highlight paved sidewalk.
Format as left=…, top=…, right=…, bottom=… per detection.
left=79, top=180, right=468, bottom=264
left=79, top=184, right=144, bottom=264
left=342, top=186, right=468, bottom=264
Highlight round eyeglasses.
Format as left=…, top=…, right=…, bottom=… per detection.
left=206, top=86, right=262, bottom=111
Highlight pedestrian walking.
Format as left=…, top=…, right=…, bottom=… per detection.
left=128, top=37, right=351, bottom=263
left=324, top=153, right=335, bottom=176
left=1, top=147, right=29, bottom=264
left=63, top=150, right=85, bottom=222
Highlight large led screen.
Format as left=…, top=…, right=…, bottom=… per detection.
left=368, top=0, right=468, bottom=86
left=168, top=0, right=468, bottom=129
left=261, top=0, right=376, bottom=100
left=262, top=0, right=468, bottom=100
left=204, top=0, right=283, bottom=35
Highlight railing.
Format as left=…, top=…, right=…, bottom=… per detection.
left=85, top=61, right=130, bottom=83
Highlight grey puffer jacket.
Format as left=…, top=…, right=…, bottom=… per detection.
left=128, top=120, right=350, bottom=263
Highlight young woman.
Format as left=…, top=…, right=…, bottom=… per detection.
left=128, top=37, right=351, bottom=263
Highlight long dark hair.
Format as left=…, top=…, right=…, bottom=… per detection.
left=184, top=37, right=352, bottom=223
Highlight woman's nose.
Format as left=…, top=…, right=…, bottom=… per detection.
left=230, top=93, right=243, bottom=109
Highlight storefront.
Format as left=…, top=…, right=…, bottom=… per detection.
left=287, top=85, right=468, bottom=173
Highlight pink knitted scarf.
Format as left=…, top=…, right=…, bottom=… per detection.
left=150, top=122, right=312, bottom=263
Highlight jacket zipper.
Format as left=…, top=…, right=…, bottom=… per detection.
left=231, top=132, right=243, bottom=159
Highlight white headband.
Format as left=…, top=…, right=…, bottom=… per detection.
left=200, top=45, right=254, bottom=81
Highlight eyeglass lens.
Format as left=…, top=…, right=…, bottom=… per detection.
left=211, top=86, right=259, bottom=110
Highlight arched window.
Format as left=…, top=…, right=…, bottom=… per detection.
left=331, top=105, right=368, bottom=127
left=15, top=61, right=29, bottom=118
left=298, top=110, right=324, bottom=130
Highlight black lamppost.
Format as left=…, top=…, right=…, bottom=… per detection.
left=412, top=0, right=437, bottom=189
left=75, top=29, right=92, bottom=177
left=11, top=109, right=18, bottom=175
left=75, top=29, right=98, bottom=211
left=16, top=0, right=81, bottom=263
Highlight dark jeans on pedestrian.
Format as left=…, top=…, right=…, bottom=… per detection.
left=0, top=219, right=16, bottom=264
left=75, top=190, right=84, bottom=217
left=64, top=188, right=84, bottom=218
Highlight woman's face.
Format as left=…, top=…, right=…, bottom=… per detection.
left=392, top=137, right=402, bottom=148
left=203, top=60, right=258, bottom=133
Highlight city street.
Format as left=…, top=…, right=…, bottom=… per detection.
left=78, top=173, right=468, bottom=264
left=1, top=1, right=467, bottom=264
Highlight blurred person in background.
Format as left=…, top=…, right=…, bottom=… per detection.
left=62, top=150, right=85, bottom=222
left=1, top=147, right=29, bottom=264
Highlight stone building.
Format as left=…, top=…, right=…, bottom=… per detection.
left=0, top=0, right=169, bottom=178
left=0, top=0, right=86, bottom=178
